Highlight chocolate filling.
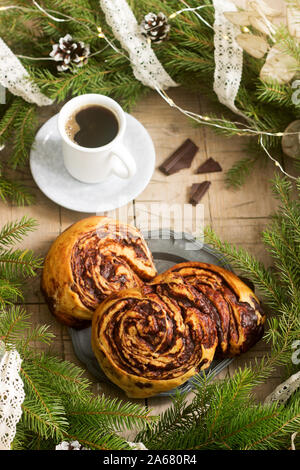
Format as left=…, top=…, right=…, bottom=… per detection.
left=95, top=279, right=217, bottom=381
left=70, top=226, right=154, bottom=309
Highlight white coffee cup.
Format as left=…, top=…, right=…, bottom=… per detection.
left=57, top=94, right=137, bottom=183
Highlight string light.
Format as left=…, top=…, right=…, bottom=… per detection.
left=16, top=55, right=54, bottom=61
left=96, top=26, right=128, bottom=58
left=156, top=86, right=298, bottom=180
left=259, top=135, right=298, bottom=180
left=32, top=0, right=69, bottom=22
left=1, top=0, right=299, bottom=181
left=97, top=26, right=105, bottom=39
left=168, top=4, right=214, bottom=30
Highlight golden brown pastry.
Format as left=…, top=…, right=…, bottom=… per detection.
left=164, top=262, right=265, bottom=357
left=41, top=216, right=157, bottom=329
left=92, top=273, right=218, bottom=398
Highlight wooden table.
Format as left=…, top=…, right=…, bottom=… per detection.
left=0, top=85, right=285, bottom=432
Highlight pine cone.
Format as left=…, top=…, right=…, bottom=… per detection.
left=141, top=12, right=170, bottom=43
left=50, top=34, right=90, bottom=72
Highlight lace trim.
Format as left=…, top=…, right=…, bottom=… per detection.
left=0, top=38, right=53, bottom=106
left=0, top=342, right=25, bottom=450
left=99, top=0, right=177, bottom=90
left=212, top=0, right=246, bottom=118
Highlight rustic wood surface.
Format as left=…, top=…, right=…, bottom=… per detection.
left=0, top=87, right=283, bottom=415
left=0, top=0, right=289, bottom=434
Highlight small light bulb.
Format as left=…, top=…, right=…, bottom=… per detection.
left=169, top=12, right=177, bottom=19
left=97, top=26, right=104, bottom=38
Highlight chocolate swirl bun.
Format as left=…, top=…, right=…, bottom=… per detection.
left=92, top=273, right=218, bottom=398
left=164, top=262, right=265, bottom=357
left=41, top=217, right=157, bottom=329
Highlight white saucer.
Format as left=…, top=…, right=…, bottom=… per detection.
left=30, top=113, right=156, bottom=213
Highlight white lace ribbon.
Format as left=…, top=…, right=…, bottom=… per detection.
left=0, top=342, right=25, bottom=450
left=212, top=0, right=246, bottom=118
left=0, top=38, right=53, bottom=106
left=99, top=0, right=177, bottom=90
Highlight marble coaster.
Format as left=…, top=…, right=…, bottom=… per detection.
left=30, top=113, right=156, bottom=213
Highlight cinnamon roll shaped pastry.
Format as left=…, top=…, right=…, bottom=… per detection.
left=164, top=262, right=265, bottom=357
left=41, top=216, right=157, bottom=329
left=92, top=274, right=218, bottom=398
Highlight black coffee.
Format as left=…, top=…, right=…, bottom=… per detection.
left=66, top=105, right=119, bottom=148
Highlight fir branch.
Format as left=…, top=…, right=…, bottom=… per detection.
left=0, top=216, right=38, bottom=248
left=0, top=248, right=43, bottom=280
left=0, top=218, right=153, bottom=450
left=136, top=177, right=300, bottom=451
left=20, top=392, right=67, bottom=442
left=262, top=221, right=300, bottom=297
left=275, top=25, right=300, bottom=66
left=0, top=176, right=35, bottom=206
left=0, top=97, right=22, bottom=145
left=136, top=391, right=190, bottom=450
left=0, top=216, right=41, bottom=310
left=61, top=423, right=131, bottom=450
left=138, top=373, right=300, bottom=450
left=66, top=394, right=156, bottom=432
left=0, top=278, right=23, bottom=306
left=32, top=64, right=147, bottom=110
left=256, top=81, right=298, bottom=108
left=22, top=353, right=91, bottom=399
left=0, top=306, right=30, bottom=347
left=189, top=403, right=299, bottom=450
left=204, top=226, right=285, bottom=309
left=0, top=0, right=299, bottom=190
left=225, top=157, right=257, bottom=189
left=205, top=178, right=300, bottom=354
left=271, top=175, right=300, bottom=244
left=9, top=102, right=38, bottom=169
left=17, top=325, right=55, bottom=352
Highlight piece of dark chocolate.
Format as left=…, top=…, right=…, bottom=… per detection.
left=189, top=181, right=211, bottom=205
left=196, top=157, right=222, bottom=174
left=159, top=138, right=199, bottom=175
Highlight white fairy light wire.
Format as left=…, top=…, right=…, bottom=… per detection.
left=0, top=1, right=292, bottom=138
left=169, top=3, right=214, bottom=30
left=1, top=2, right=126, bottom=60
left=0, top=0, right=298, bottom=180
left=259, top=135, right=298, bottom=180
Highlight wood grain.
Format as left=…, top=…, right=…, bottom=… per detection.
left=0, top=88, right=282, bottom=420
left=0, top=0, right=288, bottom=426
